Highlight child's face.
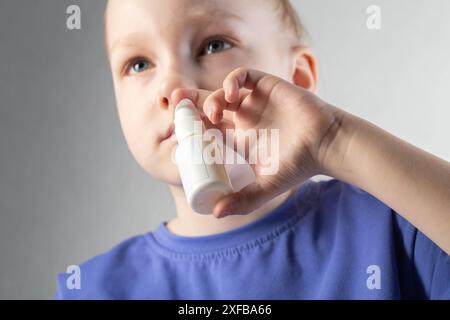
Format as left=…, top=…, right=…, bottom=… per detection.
left=105, top=0, right=296, bottom=185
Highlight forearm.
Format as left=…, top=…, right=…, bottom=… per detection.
left=320, top=109, right=450, bottom=255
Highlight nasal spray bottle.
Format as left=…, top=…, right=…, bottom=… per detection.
left=174, top=99, right=233, bottom=214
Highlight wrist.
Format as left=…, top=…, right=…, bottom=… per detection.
left=315, top=106, right=360, bottom=180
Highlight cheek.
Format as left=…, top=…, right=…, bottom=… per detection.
left=116, top=82, right=153, bottom=132
left=112, top=81, right=181, bottom=185
left=199, top=53, right=250, bottom=89
left=115, top=91, right=154, bottom=155
left=256, top=44, right=291, bottom=80
left=227, top=45, right=289, bottom=80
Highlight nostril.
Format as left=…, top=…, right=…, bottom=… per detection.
left=161, top=97, right=169, bottom=108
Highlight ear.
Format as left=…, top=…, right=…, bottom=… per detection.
left=290, top=46, right=318, bottom=94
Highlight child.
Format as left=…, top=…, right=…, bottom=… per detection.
left=56, top=0, right=450, bottom=299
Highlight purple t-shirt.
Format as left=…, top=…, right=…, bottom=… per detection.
left=56, top=179, right=450, bottom=299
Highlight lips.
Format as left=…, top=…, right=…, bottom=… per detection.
left=160, top=124, right=175, bottom=142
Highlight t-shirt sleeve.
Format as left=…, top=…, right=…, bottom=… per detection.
left=394, top=212, right=450, bottom=299
left=414, top=229, right=450, bottom=299
left=54, top=272, right=67, bottom=300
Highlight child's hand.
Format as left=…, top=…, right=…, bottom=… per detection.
left=171, top=67, right=450, bottom=254
left=196, top=67, right=341, bottom=218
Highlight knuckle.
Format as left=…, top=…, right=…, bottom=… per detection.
left=231, top=67, right=247, bottom=80
left=233, top=66, right=246, bottom=74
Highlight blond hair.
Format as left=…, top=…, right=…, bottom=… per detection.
left=104, top=0, right=306, bottom=52
left=273, top=0, right=305, bottom=44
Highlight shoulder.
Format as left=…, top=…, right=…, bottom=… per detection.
left=295, top=177, right=389, bottom=217
left=299, top=178, right=450, bottom=299
left=55, top=233, right=153, bottom=300
left=292, top=178, right=402, bottom=254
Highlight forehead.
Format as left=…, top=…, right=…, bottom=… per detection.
left=105, top=0, right=277, bottom=51
left=106, top=0, right=240, bottom=24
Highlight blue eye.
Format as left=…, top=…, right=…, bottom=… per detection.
left=201, top=38, right=233, bottom=56
left=129, top=59, right=150, bottom=75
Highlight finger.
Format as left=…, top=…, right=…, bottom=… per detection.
left=170, top=88, right=237, bottom=139
left=171, top=87, right=239, bottom=116
left=203, top=88, right=250, bottom=124
left=170, top=88, right=200, bottom=108
left=201, top=112, right=235, bottom=140
left=223, top=67, right=272, bottom=103
left=212, top=176, right=278, bottom=218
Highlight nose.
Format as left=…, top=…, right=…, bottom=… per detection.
left=158, top=71, right=197, bottom=111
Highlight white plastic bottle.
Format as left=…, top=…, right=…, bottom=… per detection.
left=174, top=99, right=233, bottom=214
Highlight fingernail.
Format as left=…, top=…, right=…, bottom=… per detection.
left=207, top=106, right=214, bottom=119
left=219, top=206, right=236, bottom=218
left=225, top=86, right=232, bottom=102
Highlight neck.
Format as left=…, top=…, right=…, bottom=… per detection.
left=166, top=185, right=295, bottom=237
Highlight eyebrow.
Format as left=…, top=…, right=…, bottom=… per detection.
left=108, top=11, right=244, bottom=54
left=109, top=32, right=152, bottom=54
left=188, top=10, right=244, bottom=23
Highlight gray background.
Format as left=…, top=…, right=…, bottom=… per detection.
left=0, top=0, right=449, bottom=299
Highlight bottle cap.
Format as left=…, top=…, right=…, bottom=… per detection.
left=174, top=99, right=203, bottom=142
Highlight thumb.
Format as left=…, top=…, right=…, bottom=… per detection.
left=170, top=87, right=212, bottom=115
left=213, top=178, right=277, bottom=218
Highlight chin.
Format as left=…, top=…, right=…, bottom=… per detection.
left=144, top=161, right=182, bottom=187
left=135, top=140, right=183, bottom=185
left=161, top=169, right=183, bottom=187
